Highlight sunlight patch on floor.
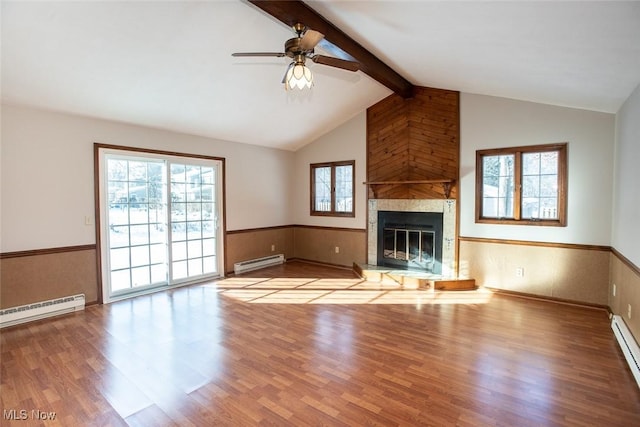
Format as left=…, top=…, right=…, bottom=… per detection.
left=214, top=277, right=493, bottom=305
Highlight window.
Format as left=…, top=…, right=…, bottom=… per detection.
left=476, top=143, right=567, bottom=226
left=97, top=145, right=225, bottom=303
left=310, top=161, right=355, bottom=217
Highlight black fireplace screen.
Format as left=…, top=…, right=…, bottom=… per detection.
left=383, top=226, right=435, bottom=270
left=377, top=211, right=443, bottom=273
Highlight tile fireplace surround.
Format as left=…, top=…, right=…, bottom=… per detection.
left=368, top=199, right=457, bottom=277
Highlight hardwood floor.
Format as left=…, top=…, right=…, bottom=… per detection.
left=2, top=260, right=640, bottom=426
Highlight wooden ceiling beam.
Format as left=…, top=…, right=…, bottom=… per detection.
left=247, top=0, right=414, bottom=98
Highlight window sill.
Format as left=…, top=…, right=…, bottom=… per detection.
left=476, top=217, right=566, bottom=227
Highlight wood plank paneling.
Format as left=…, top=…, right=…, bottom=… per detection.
left=0, top=248, right=98, bottom=308
left=367, top=86, right=459, bottom=199
left=226, top=227, right=295, bottom=274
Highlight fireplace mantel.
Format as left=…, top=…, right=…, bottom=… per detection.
left=363, top=179, right=455, bottom=198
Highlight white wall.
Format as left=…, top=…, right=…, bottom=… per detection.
left=293, top=111, right=367, bottom=229
left=612, top=83, right=640, bottom=266
left=460, top=93, right=615, bottom=245
left=0, top=104, right=295, bottom=252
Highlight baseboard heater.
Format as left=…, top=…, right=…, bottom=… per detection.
left=234, top=254, right=284, bottom=274
left=611, top=314, right=640, bottom=388
left=0, top=294, right=85, bottom=329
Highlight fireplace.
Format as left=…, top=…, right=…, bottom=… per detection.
left=377, top=211, right=443, bottom=273
left=368, top=199, right=456, bottom=277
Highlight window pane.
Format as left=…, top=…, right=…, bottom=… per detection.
left=171, top=164, right=186, bottom=183
left=540, top=198, right=558, bottom=219
left=172, top=222, right=186, bottom=241
left=201, top=167, right=214, bottom=184
left=522, top=198, right=540, bottom=219
left=131, top=266, right=150, bottom=287
left=522, top=152, right=540, bottom=175
left=202, top=238, right=216, bottom=256
left=202, top=221, right=215, bottom=238
left=172, top=261, right=187, bottom=280
left=111, top=269, right=130, bottom=292
left=109, top=226, right=129, bottom=248
left=130, top=245, right=150, bottom=267
left=540, top=152, right=558, bottom=174
left=151, top=264, right=166, bottom=284
left=540, top=175, right=558, bottom=197
left=522, top=151, right=559, bottom=219
left=187, top=203, right=202, bottom=221
left=314, top=166, right=331, bottom=212
left=201, top=184, right=214, bottom=201
left=335, top=164, right=353, bottom=213
left=188, top=258, right=203, bottom=276
left=482, top=155, right=514, bottom=218
left=522, top=175, right=540, bottom=197
left=149, top=222, right=165, bottom=244
left=130, top=225, right=149, bottom=245
left=172, top=241, right=187, bottom=261
left=150, top=243, right=166, bottom=264
left=188, top=240, right=202, bottom=258
left=108, top=160, right=128, bottom=181
left=497, top=197, right=514, bottom=218
left=110, top=248, right=130, bottom=270
left=187, top=221, right=201, bottom=239
left=203, top=256, right=216, bottom=274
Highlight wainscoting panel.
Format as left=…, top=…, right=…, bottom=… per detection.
left=0, top=246, right=98, bottom=309
left=293, top=226, right=366, bottom=268
left=225, top=227, right=294, bottom=274
left=610, top=250, right=640, bottom=344
left=459, top=238, right=610, bottom=305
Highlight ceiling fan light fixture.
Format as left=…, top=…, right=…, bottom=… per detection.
left=284, top=61, right=313, bottom=90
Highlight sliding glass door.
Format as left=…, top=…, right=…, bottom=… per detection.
left=98, top=147, right=224, bottom=302
left=169, top=162, right=218, bottom=281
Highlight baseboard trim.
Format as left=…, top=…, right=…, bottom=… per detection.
left=486, top=287, right=611, bottom=313
left=224, top=258, right=355, bottom=277
left=286, top=258, right=356, bottom=271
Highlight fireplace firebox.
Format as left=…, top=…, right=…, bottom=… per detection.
left=377, top=211, right=443, bottom=273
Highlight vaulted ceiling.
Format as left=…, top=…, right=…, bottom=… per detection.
left=2, top=1, right=639, bottom=151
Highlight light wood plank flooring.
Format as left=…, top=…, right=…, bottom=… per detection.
left=2, top=260, right=640, bottom=426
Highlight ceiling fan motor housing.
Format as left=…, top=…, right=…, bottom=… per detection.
left=285, top=38, right=309, bottom=58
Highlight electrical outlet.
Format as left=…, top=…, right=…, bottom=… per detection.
left=335, top=246, right=340, bottom=254
left=613, top=283, right=616, bottom=297
left=271, top=244, right=275, bottom=252
left=628, top=304, right=632, bottom=319
left=515, top=267, right=524, bottom=277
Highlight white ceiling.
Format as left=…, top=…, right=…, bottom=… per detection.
left=2, top=1, right=639, bottom=151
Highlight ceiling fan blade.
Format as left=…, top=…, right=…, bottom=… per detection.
left=299, top=29, right=324, bottom=51
left=232, top=52, right=286, bottom=57
left=311, top=55, right=359, bottom=72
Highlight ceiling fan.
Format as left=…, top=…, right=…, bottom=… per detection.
left=232, top=23, right=359, bottom=90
